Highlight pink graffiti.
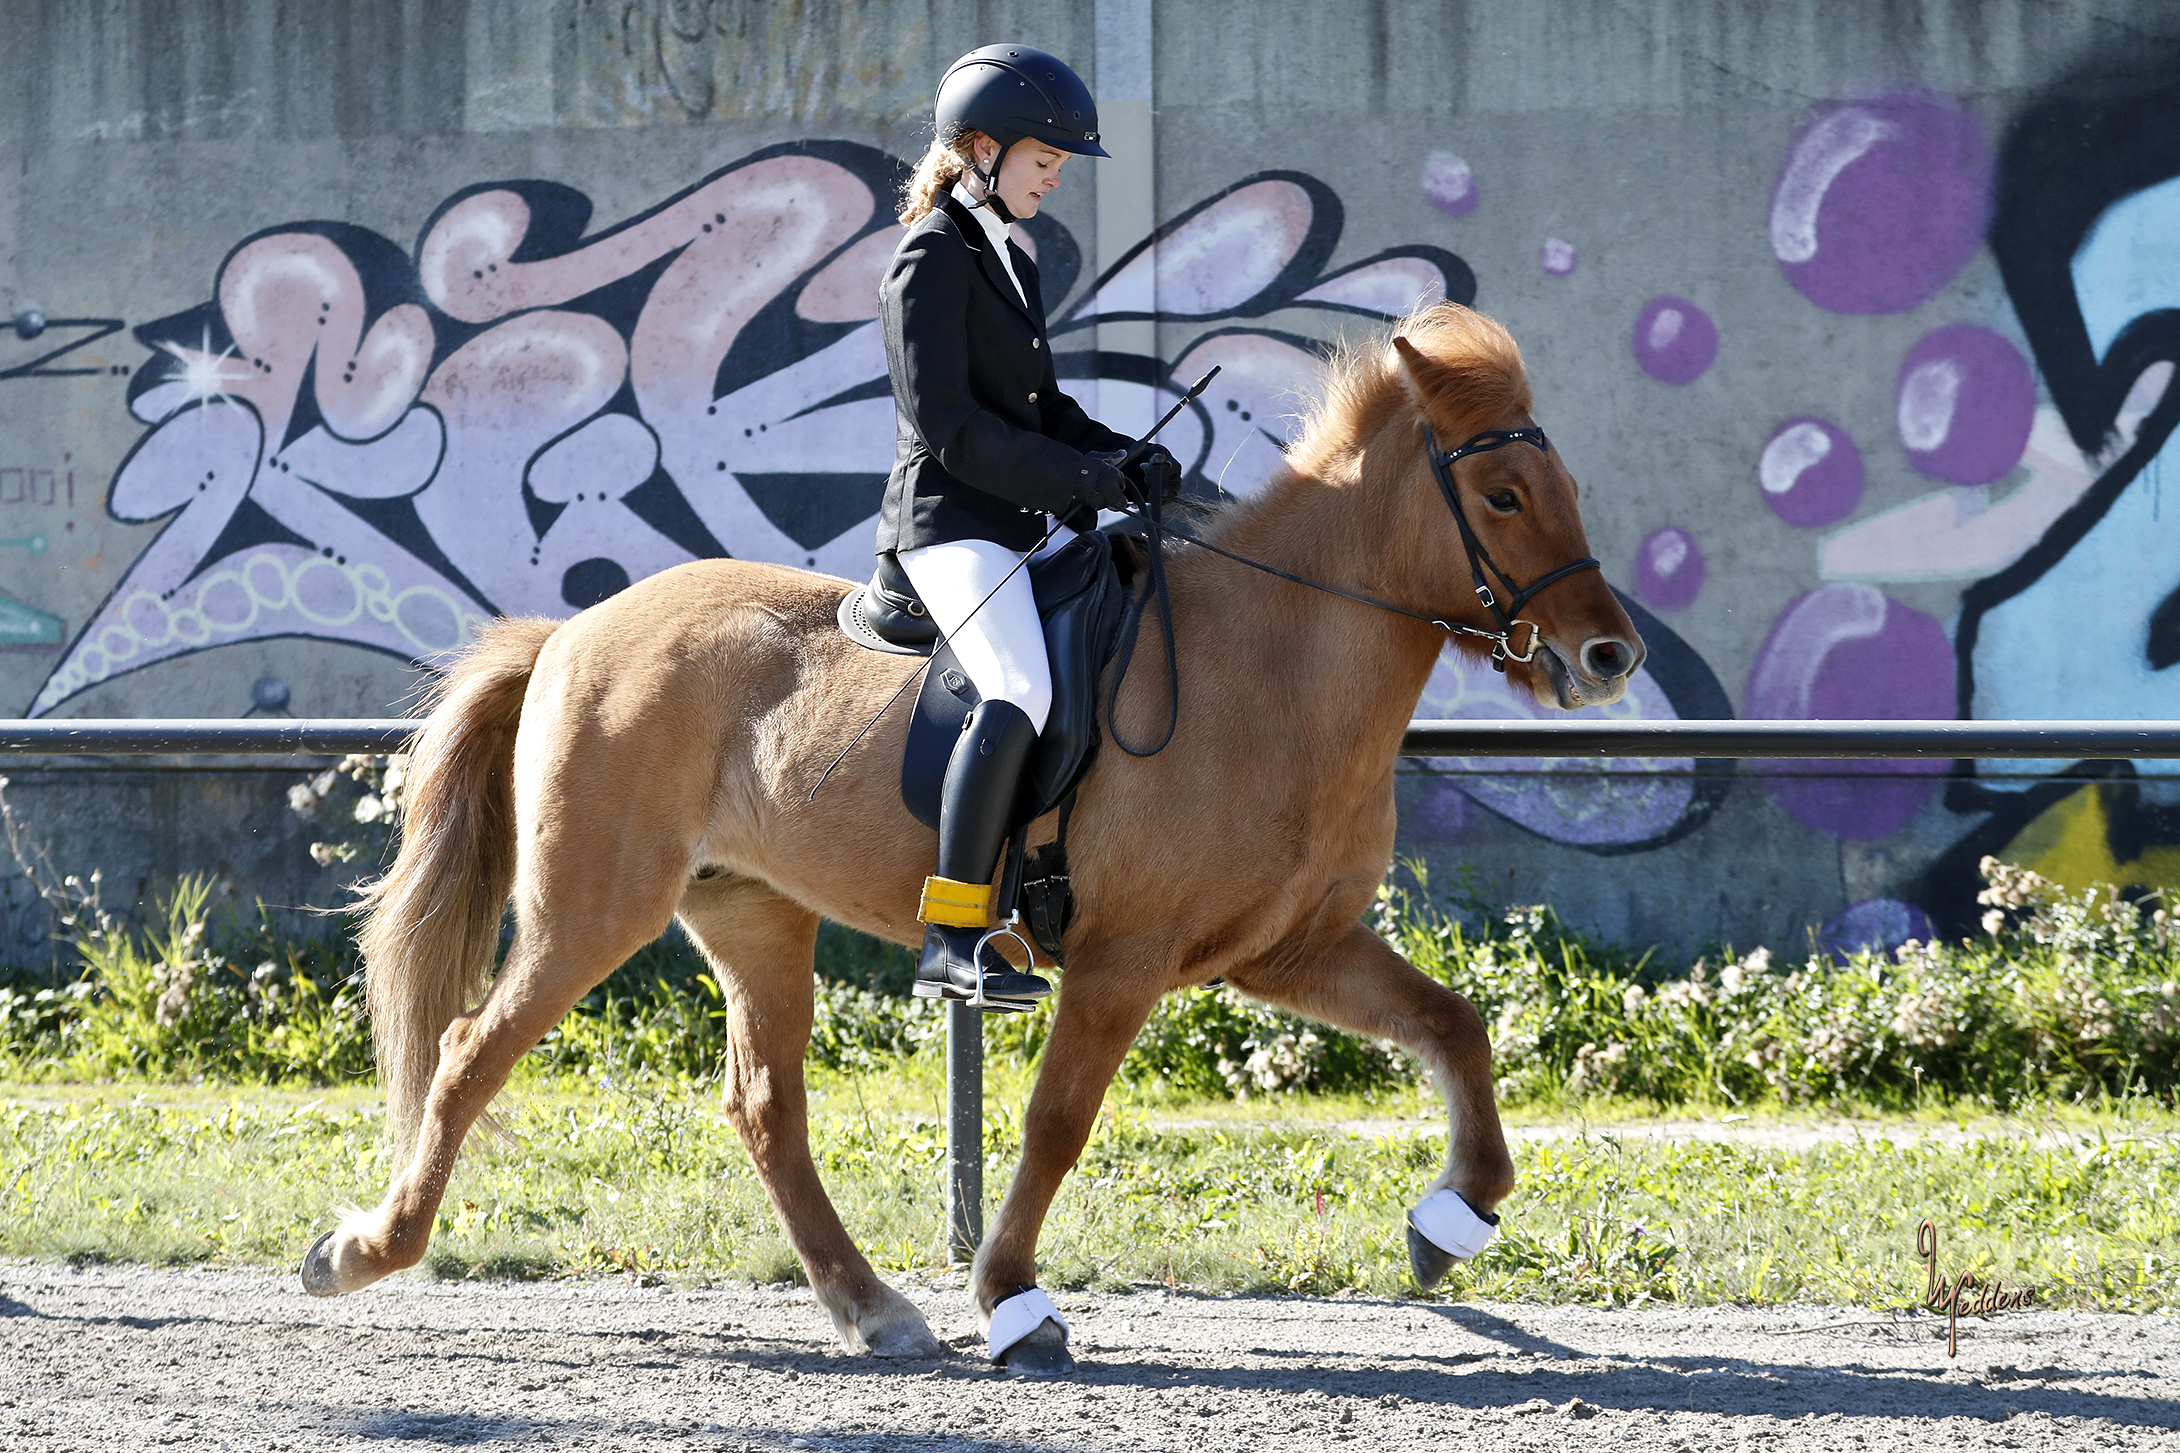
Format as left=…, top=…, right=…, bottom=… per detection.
left=39, top=151, right=1473, bottom=716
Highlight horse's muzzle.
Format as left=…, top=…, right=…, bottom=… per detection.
left=1530, top=631, right=1642, bottom=710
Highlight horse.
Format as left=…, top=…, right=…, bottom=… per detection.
left=298, top=301, right=1644, bottom=1368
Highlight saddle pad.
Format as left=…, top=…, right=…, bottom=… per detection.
left=837, top=583, right=933, bottom=656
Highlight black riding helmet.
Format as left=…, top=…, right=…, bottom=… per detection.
left=936, top=45, right=1108, bottom=221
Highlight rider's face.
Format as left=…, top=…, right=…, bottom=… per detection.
left=973, top=138, right=1069, bottom=219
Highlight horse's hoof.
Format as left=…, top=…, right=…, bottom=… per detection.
left=863, top=1322, right=948, bottom=1359
left=997, top=1318, right=1075, bottom=1378
left=300, top=1229, right=345, bottom=1297
left=1407, top=1218, right=1458, bottom=1289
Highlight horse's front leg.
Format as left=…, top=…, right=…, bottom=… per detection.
left=972, top=955, right=1164, bottom=1376
left=1225, top=920, right=1515, bottom=1287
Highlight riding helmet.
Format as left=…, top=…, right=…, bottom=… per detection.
left=934, top=45, right=1111, bottom=158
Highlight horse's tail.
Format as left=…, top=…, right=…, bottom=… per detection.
left=356, top=616, right=559, bottom=1151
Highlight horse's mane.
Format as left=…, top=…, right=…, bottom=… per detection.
left=1283, top=303, right=1533, bottom=482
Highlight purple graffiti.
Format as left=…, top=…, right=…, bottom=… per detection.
left=1632, top=527, right=1705, bottom=611
left=1632, top=297, right=1717, bottom=385
left=1410, top=781, right=1472, bottom=840
left=1758, top=416, right=1864, bottom=527
left=1417, top=647, right=1699, bottom=848
left=1421, top=152, right=1478, bottom=216
left=1769, top=95, right=1992, bottom=315
left=1746, top=583, right=1955, bottom=840
left=1818, top=897, right=1938, bottom=962
left=1896, top=324, right=2037, bottom=484
left=1539, top=238, right=1577, bottom=276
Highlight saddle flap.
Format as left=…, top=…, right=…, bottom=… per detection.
left=897, top=530, right=1130, bottom=833
left=901, top=642, right=982, bottom=830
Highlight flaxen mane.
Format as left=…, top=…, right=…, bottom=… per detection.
left=1285, top=303, right=1533, bottom=482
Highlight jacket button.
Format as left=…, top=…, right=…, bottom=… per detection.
left=1032, top=338, right=1041, bottom=349
left=1027, top=391, right=1039, bottom=402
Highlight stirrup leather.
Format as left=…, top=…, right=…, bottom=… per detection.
left=919, top=874, right=994, bottom=928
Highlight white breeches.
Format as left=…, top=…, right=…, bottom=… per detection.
left=897, top=522, right=1077, bottom=734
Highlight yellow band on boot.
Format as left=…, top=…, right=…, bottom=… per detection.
left=919, top=875, right=995, bottom=928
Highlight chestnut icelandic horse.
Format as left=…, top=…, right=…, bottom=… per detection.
left=299, top=303, right=1643, bottom=1365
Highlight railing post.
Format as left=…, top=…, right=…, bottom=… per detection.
left=945, top=998, right=983, bottom=1261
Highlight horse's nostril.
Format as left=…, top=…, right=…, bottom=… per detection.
left=1582, top=638, right=1631, bottom=680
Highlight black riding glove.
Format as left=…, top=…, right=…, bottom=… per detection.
left=1127, top=443, right=1182, bottom=504
left=1076, top=451, right=1133, bottom=512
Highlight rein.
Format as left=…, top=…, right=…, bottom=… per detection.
left=1106, top=424, right=1602, bottom=756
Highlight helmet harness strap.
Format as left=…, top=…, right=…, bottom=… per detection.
left=964, top=138, right=1019, bottom=224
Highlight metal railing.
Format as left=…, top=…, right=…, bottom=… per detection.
left=16, top=714, right=2180, bottom=1260
left=10, top=717, right=2180, bottom=759
left=0, top=719, right=419, bottom=755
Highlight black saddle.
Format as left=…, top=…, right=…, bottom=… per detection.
left=836, top=531, right=1143, bottom=958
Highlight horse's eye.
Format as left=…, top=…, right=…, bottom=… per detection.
left=1485, top=489, right=1521, bottom=514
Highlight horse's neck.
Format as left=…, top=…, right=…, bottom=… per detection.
left=1171, top=468, right=1447, bottom=780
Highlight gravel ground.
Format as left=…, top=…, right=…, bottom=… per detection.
left=3, top=1261, right=2176, bottom=1450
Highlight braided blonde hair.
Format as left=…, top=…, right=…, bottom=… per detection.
left=898, top=129, right=981, bottom=225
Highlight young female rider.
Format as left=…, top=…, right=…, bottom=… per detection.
left=879, top=44, right=1176, bottom=1011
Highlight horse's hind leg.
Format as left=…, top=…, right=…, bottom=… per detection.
left=1224, top=920, right=1515, bottom=1287
left=677, top=876, right=945, bottom=1359
left=303, top=870, right=680, bottom=1295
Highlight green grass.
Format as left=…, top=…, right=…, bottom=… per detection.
left=4, top=1076, right=2174, bottom=1312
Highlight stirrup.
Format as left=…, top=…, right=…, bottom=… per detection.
left=969, top=917, right=1040, bottom=1010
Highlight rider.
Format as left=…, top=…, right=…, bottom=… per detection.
left=879, top=44, right=1175, bottom=1010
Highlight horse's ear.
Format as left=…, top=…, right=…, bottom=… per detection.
left=1391, top=335, right=1453, bottom=414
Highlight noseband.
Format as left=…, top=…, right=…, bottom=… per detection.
left=1424, top=426, right=1601, bottom=667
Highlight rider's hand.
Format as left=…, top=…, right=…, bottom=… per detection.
left=1076, top=450, right=1133, bottom=512
left=1128, top=443, right=1182, bottom=503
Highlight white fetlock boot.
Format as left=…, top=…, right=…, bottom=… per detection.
left=988, top=1285, right=1073, bottom=1378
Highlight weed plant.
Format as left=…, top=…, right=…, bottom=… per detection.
left=1380, top=859, right=2180, bottom=1110
left=0, top=871, right=373, bottom=1084
left=4, top=845, right=2179, bottom=1114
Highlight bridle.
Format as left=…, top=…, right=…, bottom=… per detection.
left=1422, top=425, right=1602, bottom=668
left=1153, top=424, right=1601, bottom=667
left=1108, top=423, right=1604, bottom=756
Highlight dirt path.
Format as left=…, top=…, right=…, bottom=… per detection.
left=4, top=1262, right=2175, bottom=1451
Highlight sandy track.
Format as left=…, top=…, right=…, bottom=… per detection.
left=4, top=1261, right=2175, bottom=1451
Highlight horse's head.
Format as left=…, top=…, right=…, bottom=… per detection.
left=1381, top=306, right=1643, bottom=710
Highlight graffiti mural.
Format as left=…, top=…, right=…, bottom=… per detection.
left=1412, top=591, right=1732, bottom=855
left=1913, top=48, right=2180, bottom=930
left=37, top=146, right=1511, bottom=719
left=1667, top=44, right=2180, bottom=942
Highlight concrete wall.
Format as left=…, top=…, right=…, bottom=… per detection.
left=4, top=0, right=2180, bottom=959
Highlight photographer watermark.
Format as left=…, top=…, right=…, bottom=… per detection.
left=1919, top=1218, right=2041, bottom=1357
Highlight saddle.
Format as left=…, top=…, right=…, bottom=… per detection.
left=835, top=530, right=1144, bottom=961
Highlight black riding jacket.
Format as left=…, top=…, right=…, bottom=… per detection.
left=875, top=193, right=1129, bottom=554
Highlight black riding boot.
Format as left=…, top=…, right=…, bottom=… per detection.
left=914, top=698, right=1052, bottom=1009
